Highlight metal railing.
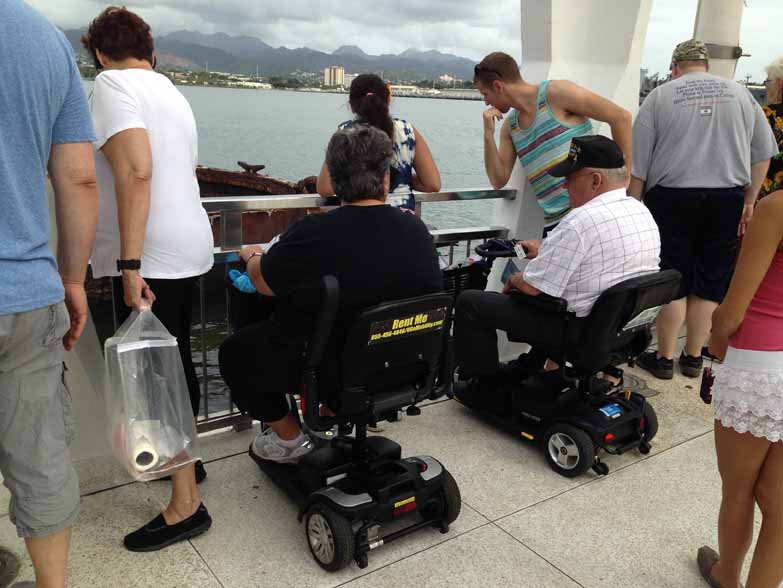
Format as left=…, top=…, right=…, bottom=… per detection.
left=195, top=188, right=516, bottom=432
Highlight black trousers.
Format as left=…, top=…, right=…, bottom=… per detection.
left=218, top=318, right=308, bottom=423
left=112, top=276, right=201, bottom=417
left=454, top=290, right=571, bottom=376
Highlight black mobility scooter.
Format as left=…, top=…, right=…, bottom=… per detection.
left=454, top=253, right=681, bottom=478
left=251, top=277, right=461, bottom=571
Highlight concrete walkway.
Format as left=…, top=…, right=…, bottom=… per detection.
left=0, top=365, right=768, bottom=588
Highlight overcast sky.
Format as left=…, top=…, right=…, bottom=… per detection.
left=27, top=0, right=781, bottom=81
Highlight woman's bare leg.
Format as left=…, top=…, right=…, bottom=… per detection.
left=710, top=421, right=771, bottom=588
left=163, top=464, right=201, bottom=524
left=746, top=441, right=783, bottom=588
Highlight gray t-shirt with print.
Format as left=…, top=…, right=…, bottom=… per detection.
left=632, top=72, right=778, bottom=191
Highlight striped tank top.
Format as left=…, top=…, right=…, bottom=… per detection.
left=509, top=80, right=593, bottom=224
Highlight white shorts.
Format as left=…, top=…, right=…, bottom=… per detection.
left=712, top=347, right=783, bottom=442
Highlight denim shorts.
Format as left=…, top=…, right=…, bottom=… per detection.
left=0, top=303, right=80, bottom=537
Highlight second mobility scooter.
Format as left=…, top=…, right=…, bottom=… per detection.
left=453, top=241, right=681, bottom=477
left=251, top=276, right=461, bottom=571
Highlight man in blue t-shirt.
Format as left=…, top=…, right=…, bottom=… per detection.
left=0, top=2, right=98, bottom=585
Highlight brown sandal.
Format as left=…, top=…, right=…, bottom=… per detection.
left=697, top=546, right=743, bottom=588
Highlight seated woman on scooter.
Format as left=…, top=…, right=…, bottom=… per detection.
left=454, top=136, right=661, bottom=388
left=218, top=125, right=443, bottom=463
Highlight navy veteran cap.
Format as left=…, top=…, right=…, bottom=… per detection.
left=549, top=135, right=625, bottom=177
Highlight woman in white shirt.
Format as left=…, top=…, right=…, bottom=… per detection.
left=82, top=7, right=213, bottom=551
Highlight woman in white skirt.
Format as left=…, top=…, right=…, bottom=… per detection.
left=697, top=191, right=783, bottom=588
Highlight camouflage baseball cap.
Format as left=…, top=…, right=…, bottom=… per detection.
left=672, top=39, right=709, bottom=63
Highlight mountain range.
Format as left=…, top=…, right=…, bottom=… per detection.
left=64, top=29, right=476, bottom=80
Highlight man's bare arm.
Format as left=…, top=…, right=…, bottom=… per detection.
left=483, top=112, right=517, bottom=189
left=49, top=142, right=98, bottom=281
left=737, top=159, right=772, bottom=236
left=745, top=159, right=770, bottom=205
left=48, top=142, right=99, bottom=349
left=549, top=80, right=633, bottom=167
left=628, top=176, right=645, bottom=199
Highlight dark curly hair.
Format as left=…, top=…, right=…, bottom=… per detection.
left=81, top=7, right=154, bottom=70
left=348, top=74, right=394, bottom=141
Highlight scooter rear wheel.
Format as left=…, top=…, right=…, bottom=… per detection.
left=642, top=401, right=659, bottom=442
left=440, top=468, right=462, bottom=524
left=304, top=504, right=355, bottom=572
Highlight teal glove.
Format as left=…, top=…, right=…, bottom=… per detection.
left=228, top=269, right=257, bottom=294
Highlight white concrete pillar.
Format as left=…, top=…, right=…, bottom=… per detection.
left=693, top=0, right=745, bottom=79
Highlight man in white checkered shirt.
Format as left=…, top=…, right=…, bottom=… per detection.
left=455, top=135, right=661, bottom=381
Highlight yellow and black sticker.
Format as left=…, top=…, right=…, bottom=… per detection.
left=368, top=307, right=448, bottom=346
left=394, top=496, right=416, bottom=508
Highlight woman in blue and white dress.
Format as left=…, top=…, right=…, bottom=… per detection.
left=317, top=74, right=441, bottom=211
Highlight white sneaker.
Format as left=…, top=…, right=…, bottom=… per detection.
left=251, top=428, right=314, bottom=464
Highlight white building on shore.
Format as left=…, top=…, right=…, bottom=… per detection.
left=324, top=65, right=345, bottom=87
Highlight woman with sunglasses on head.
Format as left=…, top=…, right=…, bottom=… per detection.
left=317, top=73, right=441, bottom=211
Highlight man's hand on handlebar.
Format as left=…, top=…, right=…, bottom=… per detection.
left=518, top=239, right=540, bottom=259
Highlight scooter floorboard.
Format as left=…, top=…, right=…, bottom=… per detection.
left=249, top=447, right=311, bottom=509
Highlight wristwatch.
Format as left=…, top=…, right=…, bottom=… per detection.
left=116, top=259, right=141, bottom=271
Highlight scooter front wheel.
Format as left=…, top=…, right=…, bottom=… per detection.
left=542, top=424, right=596, bottom=478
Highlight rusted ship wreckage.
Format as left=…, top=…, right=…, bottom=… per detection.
left=198, top=161, right=319, bottom=244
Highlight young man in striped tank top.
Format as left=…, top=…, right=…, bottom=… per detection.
left=476, top=52, right=632, bottom=231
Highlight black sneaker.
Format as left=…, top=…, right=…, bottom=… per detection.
left=124, top=503, right=212, bottom=552
left=194, top=460, right=207, bottom=484
left=637, top=351, right=674, bottom=380
left=679, top=353, right=703, bottom=378
left=500, top=349, right=547, bottom=381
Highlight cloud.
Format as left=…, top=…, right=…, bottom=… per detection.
left=25, top=0, right=780, bottom=81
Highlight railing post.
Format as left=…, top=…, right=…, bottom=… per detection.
left=199, top=274, right=208, bottom=420
left=220, top=211, right=244, bottom=251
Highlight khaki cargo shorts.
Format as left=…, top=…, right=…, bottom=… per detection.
left=0, top=302, right=79, bottom=538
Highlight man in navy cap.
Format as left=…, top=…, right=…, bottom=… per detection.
left=454, top=135, right=661, bottom=382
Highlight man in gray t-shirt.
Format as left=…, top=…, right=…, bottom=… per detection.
left=628, top=39, right=778, bottom=381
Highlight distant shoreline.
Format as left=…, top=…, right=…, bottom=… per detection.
left=288, top=88, right=483, bottom=101
left=80, top=75, right=482, bottom=100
